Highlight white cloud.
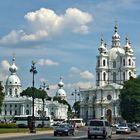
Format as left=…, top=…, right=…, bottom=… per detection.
left=70, top=67, right=81, bottom=74
left=0, top=60, right=10, bottom=82
left=80, top=70, right=94, bottom=80
left=38, top=58, right=59, bottom=66
left=0, top=8, right=92, bottom=45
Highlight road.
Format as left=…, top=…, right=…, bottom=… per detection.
left=0, top=127, right=140, bottom=140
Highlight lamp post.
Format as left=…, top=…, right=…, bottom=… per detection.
left=71, top=89, right=80, bottom=117
left=30, top=61, right=37, bottom=133
left=39, top=82, right=49, bottom=127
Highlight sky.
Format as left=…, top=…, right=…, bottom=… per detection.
left=0, top=0, right=140, bottom=104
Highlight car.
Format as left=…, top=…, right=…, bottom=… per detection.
left=54, top=123, right=75, bottom=136
left=128, top=123, right=138, bottom=132
left=17, top=123, right=28, bottom=128
left=87, top=119, right=112, bottom=139
left=116, top=123, right=131, bottom=134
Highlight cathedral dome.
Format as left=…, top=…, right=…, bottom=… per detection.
left=108, top=47, right=125, bottom=60
left=56, top=88, right=66, bottom=97
left=6, top=74, right=21, bottom=85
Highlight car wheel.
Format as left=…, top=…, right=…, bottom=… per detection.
left=54, top=133, right=57, bottom=136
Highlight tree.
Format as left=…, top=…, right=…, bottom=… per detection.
left=0, top=82, right=4, bottom=113
left=53, top=96, right=72, bottom=114
left=20, top=87, right=51, bottom=100
left=120, top=76, right=140, bottom=123
left=73, top=101, right=80, bottom=118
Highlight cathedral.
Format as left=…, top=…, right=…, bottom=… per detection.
left=0, top=56, right=68, bottom=121
left=80, top=24, right=136, bottom=123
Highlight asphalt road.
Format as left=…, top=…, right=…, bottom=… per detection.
left=1, top=127, right=140, bottom=140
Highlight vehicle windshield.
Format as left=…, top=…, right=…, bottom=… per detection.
left=118, top=123, right=127, bottom=127
left=90, top=121, right=104, bottom=126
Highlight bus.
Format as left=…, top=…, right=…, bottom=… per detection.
left=13, top=115, right=53, bottom=128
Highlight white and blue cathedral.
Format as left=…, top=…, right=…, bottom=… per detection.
left=0, top=57, right=68, bottom=121
left=80, top=24, right=136, bottom=123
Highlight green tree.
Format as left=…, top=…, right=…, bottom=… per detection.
left=0, top=82, right=4, bottom=113
left=20, top=87, right=51, bottom=100
left=53, top=96, right=72, bottom=114
left=73, top=101, right=80, bottom=118
left=120, top=76, right=140, bottom=123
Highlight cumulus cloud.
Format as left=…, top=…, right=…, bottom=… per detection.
left=70, top=67, right=81, bottom=74
left=0, top=8, right=92, bottom=45
left=0, top=60, right=10, bottom=82
left=80, top=70, right=94, bottom=80
left=38, top=58, right=59, bottom=66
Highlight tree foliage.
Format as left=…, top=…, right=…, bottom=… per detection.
left=0, top=82, right=4, bottom=113
left=120, top=77, right=140, bottom=123
left=20, top=87, right=51, bottom=100
left=53, top=96, right=72, bottom=112
left=73, top=101, right=80, bottom=118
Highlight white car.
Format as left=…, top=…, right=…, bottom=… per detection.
left=116, top=123, right=131, bottom=134
left=87, top=119, right=112, bottom=139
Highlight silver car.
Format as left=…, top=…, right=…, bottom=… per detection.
left=87, top=119, right=112, bottom=139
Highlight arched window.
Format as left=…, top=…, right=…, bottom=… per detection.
left=10, top=110, right=12, bottom=115
left=123, top=72, right=125, bottom=81
left=98, top=73, right=100, bottom=81
left=129, top=72, right=131, bottom=78
left=113, top=72, right=116, bottom=83
left=103, top=59, right=106, bottom=66
left=103, top=72, right=106, bottom=81
left=15, top=110, right=17, bottom=115
left=98, top=60, right=100, bottom=67
left=9, top=88, right=12, bottom=96
left=123, top=59, right=125, bottom=66
left=128, top=59, right=131, bottom=65
left=26, top=110, right=29, bottom=115
left=113, top=61, right=116, bottom=68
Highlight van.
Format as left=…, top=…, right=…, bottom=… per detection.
left=68, top=118, right=85, bottom=128
left=88, top=119, right=112, bottom=139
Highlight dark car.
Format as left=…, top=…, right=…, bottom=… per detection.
left=17, top=123, right=28, bottom=128
left=54, top=123, right=75, bottom=136
left=128, top=123, right=138, bottom=132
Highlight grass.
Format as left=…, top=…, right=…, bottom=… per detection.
left=0, top=127, right=53, bottom=134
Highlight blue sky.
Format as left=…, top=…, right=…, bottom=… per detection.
left=0, top=0, right=140, bottom=103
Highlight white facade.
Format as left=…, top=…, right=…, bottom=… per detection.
left=0, top=56, right=68, bottom=121
left=80, top=24, right=136, bottom=123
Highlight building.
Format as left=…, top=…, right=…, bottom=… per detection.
left=80, top=24, right=136, bottom=123
left=0, top=56, right=68, bottom=121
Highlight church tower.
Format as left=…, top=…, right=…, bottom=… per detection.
left=96, top=24, right=136, bottom=86
left=5, top=55, right=22, bottom=97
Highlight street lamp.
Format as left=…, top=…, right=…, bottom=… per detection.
left=39, top=82, right=49, bottom=127
left=71, top=89, right=80, bottom=117
left=30, top=61, right=37, bottom=133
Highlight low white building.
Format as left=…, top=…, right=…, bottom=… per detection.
left=0, top=56, right=68, bottom=121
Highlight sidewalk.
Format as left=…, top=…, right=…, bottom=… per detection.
left=0, top=130, right=53, bottom=138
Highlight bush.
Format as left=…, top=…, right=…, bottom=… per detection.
left=0, top=123, right=17, bottom=128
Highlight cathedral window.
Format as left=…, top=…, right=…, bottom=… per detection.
left=5, top=110, right=7, bottom=115
left=98, top=60, right=100, bottom=67
left=107, top=95, right=112, bottom=100
left=15, top=111, right=17, bottom=115
left=15, top=104, right=17, bottom=108
left=15, top=89, right=17, bottom=95
left=129, top=72, right=131, bottom=78
left=27, top=104, right=29, bottom=107
left=10, top=110, right=12, bottom=115
left=103, top=59, right=106, bottom=66
left=113, top=61, right=116, bottom=68
left=9, top=88, right=12, bottom=96
left=123, top=59, right=125, bottom=66
left=113, top=72, right=116, bottom=83
left=26, top=110, right=29, bottom=115
left=128, top=59, right=131, bottom=65
left=98, top=73, right=100, bottom=81
left=123, top=72, right=125, bottom=81
left=103, top=72, right=106, bottom=81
